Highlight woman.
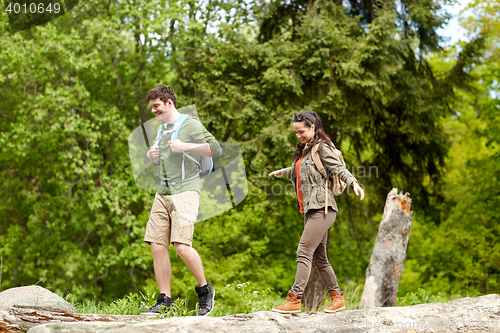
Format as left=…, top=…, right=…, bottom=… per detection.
left=269, top=111, right=365, bottom=313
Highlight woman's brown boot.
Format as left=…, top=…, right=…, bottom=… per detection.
left=324, top=290, right=345, bottom=313
left=272, top=291, right=302, bottom=313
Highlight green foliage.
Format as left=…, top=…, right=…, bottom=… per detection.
left=67, top=288, right=199, bottom=317
left=67, top=289, right=156, bottom=315
left=67, top=282, right=272, bottom=316
left=399, top=0, right=500, bottom=296
left=212, top=282, right=275, bottom=316
left=396, top=288, right=468, bottom=306
left=0, top=0, right=496, bottom=305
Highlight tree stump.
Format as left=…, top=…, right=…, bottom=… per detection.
left=303, top=263, right=326, bottom=311
left=359, top=188, right=413, bottom=309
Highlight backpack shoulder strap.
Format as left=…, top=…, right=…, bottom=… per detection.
left=171, top=114, right=190, bottom=141
left=311, top=144, right=327, bottom=177
left=312, top=143, right=331, bottom=215
left=153, top=123, right=163, bottom=147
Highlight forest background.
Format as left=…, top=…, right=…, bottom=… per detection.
left=0, top=0, right=498, bottom=310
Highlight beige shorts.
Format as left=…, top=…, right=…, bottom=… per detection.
left=144, top=191, right=200, bottom=247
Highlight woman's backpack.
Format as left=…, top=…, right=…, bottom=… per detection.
left=311, top=143, right=347, bottom=214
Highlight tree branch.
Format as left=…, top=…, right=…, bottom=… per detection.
left=0, top=112, right=17, bottom=122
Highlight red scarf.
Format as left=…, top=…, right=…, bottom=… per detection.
left=295, top=156, right=304, bottom=214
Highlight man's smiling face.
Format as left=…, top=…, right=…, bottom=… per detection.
left=149, top=97, right=170, bottom=121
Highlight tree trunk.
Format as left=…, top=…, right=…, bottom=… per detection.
left=359, top=188, right=413, bottom=309
left=303, top=263, right=326, bottom=311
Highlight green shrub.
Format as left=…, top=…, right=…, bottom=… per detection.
left=66, top=289, right=156, bottom=315
left=210, top=282, right=274, bottom=316
left=66, top=282, right=275, bottom=316
left=396, top=288, right=464, bottom=306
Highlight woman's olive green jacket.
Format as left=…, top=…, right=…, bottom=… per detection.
left=284, top=142, right=357, bottom=214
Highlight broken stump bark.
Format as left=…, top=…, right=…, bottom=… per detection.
left=302, top=263, right=326, bottom=311
left=359, top=188, right=413, bottom=309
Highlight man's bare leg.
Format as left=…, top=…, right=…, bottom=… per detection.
left=151, top=242, right=172, bottom=297
left=173, top=242, right=207, bottom=286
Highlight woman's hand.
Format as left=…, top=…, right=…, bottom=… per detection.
left=269, top=169, right=287, bottom=178
left=352, top=182, right=365, bottom=200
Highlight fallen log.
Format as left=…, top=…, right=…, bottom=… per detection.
left=0, top=305, right=151, bottom=332
left=20, top=294, right=500, bottom=333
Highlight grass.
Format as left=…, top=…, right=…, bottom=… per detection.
left=65, top=284, right=479, bottom=317
left=65, top=282, right=275, bottom=317
left=395, top=288, right=478, bottom=306
left=65, top=289, right=156, bottom=316
left=211, top=282, right=275, bottom=316
left=66, top=290, right=200, bottom=317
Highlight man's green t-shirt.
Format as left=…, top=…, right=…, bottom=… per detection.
left=156, top=116, right=222, bottom=195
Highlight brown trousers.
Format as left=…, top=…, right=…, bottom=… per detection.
left=289, top=207, right=340, bottom=295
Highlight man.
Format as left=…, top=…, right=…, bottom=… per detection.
left=142, top=85, right=222, bottom=316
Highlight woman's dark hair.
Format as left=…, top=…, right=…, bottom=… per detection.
left=293, top=111, right=334, bottom=156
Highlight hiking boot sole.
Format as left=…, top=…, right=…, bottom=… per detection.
left=324, top=306, right=345, bottom=313
left=271, top=308, right=301, bottom=314
left=141, top=307, right=173, bottom=316
left=140, top=309, right=173, bottom=316
left=140, top=312, right=161, bottom=316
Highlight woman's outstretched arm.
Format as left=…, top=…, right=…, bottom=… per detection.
left=318, top=147, right=365, bottom=200
left=269, top=167, right=292, bottom=178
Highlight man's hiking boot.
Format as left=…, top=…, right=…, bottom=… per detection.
left=324, top=290, right=345, bottom=313
left=195, top=282, right=215, bottom=316
left=141, top=293, right=173, bottom=315
left=272, top=291, right=302, bottom=313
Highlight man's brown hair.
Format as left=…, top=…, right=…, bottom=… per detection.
left=146, top=84, right=177, bottom=108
